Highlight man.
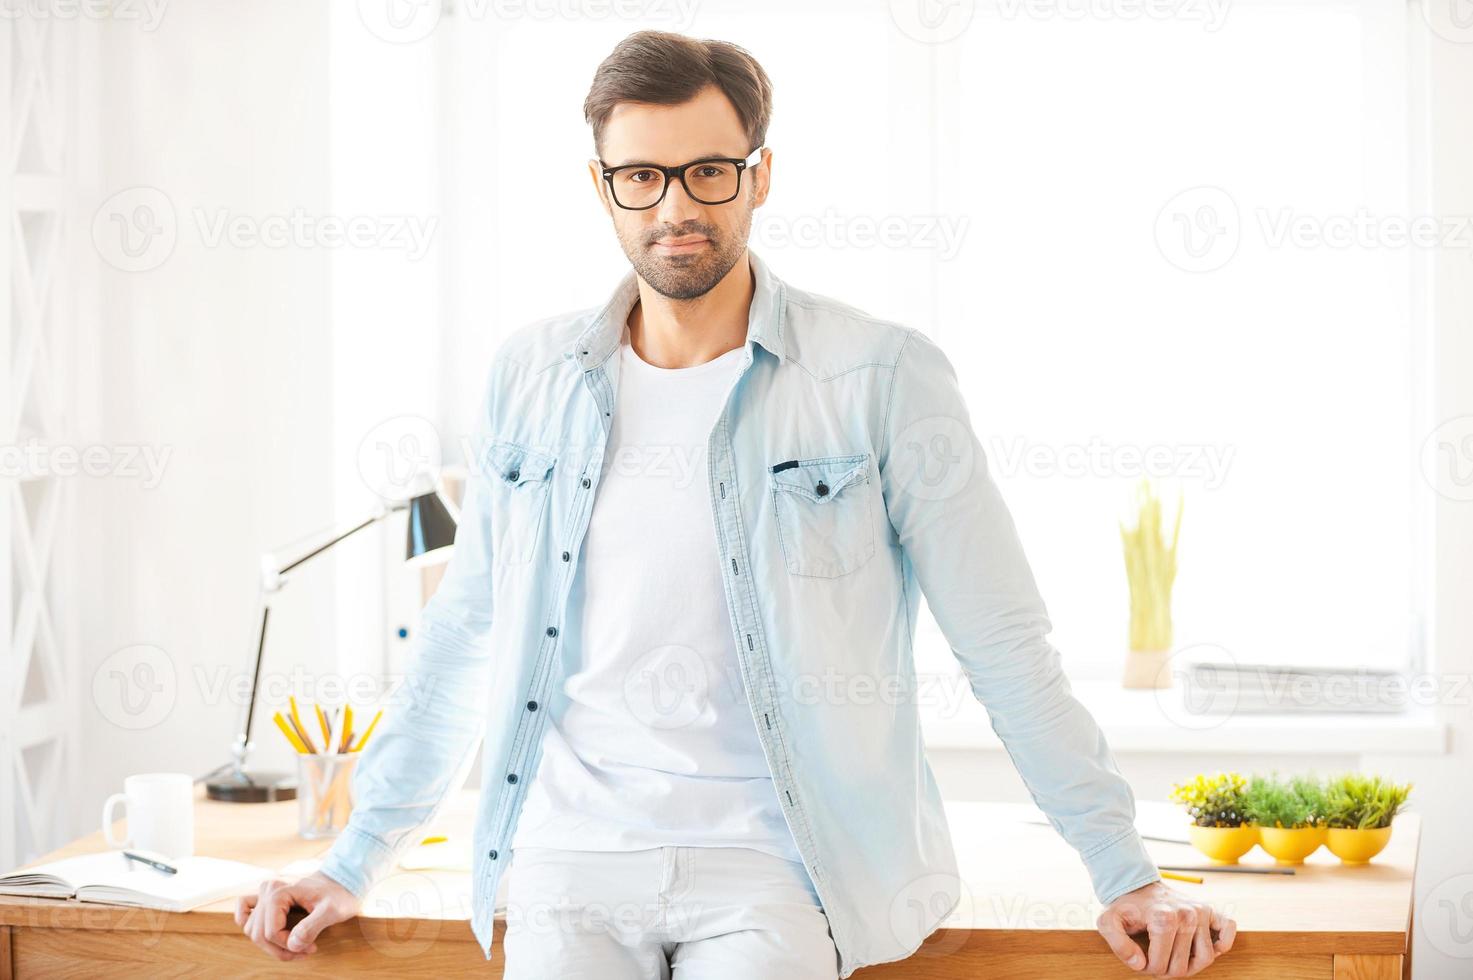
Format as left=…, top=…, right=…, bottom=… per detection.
left=237, top=29, right=1236, bottom=979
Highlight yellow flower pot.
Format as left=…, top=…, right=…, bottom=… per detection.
left=1258, top=826, right=1326, bottom=865
left=1325, top=827, right=1393, bottom=865
left=1187, top=824, right=1259, bottom=865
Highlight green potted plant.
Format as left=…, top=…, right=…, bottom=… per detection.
left=1243, top=773, right=1326, bottom=865
left=1170, top=771, right=1257, bottom=864
left=1322, top=773, right=1412, bottom=864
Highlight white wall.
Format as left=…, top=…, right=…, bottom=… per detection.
left=77, top=1, right=339, bottom=822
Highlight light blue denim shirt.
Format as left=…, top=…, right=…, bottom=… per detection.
left=319, top=247, right=1161, bottom=977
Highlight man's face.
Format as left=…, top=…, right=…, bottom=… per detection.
left=590, top=84, right=770, bottom=301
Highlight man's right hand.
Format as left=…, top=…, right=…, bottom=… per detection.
left=235, top=871, right=362, bottom=961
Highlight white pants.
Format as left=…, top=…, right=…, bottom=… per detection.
left=502, top=845, right=840, bottom=979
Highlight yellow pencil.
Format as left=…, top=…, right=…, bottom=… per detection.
left=273, top=712, right=308, bottom=753
left=1161, top=870, right=1203, bottom=884
left=340, top=706, right=354, bottom=752
left=315, top=704, right=331, bottom=747
left=352, top=710, right=384, bottom=752
left=289, top=696, right=310, bottom=747
left=421, top=835, right=447, bottom=845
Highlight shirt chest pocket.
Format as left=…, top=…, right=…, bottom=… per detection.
left=768, top=452, right=876, bottom=578
left=486, top=441, right=557, bottom=565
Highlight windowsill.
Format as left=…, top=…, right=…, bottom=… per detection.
left=920, top=678, right=1450, bottom=755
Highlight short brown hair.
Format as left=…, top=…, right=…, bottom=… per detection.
left=583, top=30, right=773, bottom=158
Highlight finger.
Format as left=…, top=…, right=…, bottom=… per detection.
left=234, top=894, right=255, bottom=927
left=247, top=901, right=306, bottom=962
left=1097, top=910, right=1147, bottom=972
left=287, top=902, right=336, bottom=954
left=1211, top=908, right=1236, bottom=954
left=1167, top=907, right=1197, bottom=977
left=1188, top=907, right=1215, bottom=975
left=1146, top=905, right=1177, bottom=976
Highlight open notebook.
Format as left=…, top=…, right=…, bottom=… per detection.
left=0, top=852, right=273, bottom=912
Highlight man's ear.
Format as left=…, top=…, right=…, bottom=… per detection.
left=588, top=159, right=613, bottom=218
left=751, top=148, right=773, bottom=208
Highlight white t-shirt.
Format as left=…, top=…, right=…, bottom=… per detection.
left=510, top=325, right=801, bottom=863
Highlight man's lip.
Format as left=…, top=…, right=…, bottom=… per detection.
left=653, top=237, right=708, bottom=248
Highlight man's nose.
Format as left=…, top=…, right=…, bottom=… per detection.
left=655, top=174, right=703, bottom=226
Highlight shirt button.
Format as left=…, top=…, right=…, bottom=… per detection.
left=546, top=626, right=558, bottom=637
left=561, top=551, right=570, bottom=562
left=526, top=700, right=538, bottom=711
left=489, top=849, right=498, bottom=860
left=816, top=481, right=829, bottom=497
left=507, top=773, right=518, bottom=784
left=581, top=477, right=591, bottom=489
left=508, top=469, right=519, bottom=482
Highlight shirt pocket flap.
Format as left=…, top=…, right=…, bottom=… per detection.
left=768, top=453, right=871, bottom=503
left=486, top=441, right=557, bottom=487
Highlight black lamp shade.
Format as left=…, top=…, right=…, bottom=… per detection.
left=405, top=489, right=457, bottom=566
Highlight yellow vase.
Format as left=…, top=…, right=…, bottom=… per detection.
left=1187, top=824, right=1259, bottom=865
left=1258, top=826, right=1326, bottom=865
left=1325, top=827, right=1393, bottom=865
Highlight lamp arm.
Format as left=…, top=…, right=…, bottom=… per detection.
left=235, top=504, right=401, bottom=766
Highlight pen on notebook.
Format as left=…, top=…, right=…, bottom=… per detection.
left=1157, top=865, right=1296, bottom=875
left=123, top=851, right=178, bottom=875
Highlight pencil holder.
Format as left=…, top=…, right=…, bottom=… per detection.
left=296, top=753, right=358, bottom=840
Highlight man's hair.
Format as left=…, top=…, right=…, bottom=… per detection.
left=583, top=30, right=773, bottom=159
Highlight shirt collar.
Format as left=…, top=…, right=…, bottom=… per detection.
left=566, top=247, right=786, bottom=371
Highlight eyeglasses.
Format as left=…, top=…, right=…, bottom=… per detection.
left=599, top=147, right=764, bottom=211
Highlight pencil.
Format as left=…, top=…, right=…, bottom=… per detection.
left=273, top=712, right=308, bottom=753
left=288, top=711, right=318, bottom=754
left=340, top=706, right=354, bottom=752
left=315, top=704, right=332, bottom=747
left=352, top=710, right=383, bottom=752
left=1160, top=870, right=1204, bottom=884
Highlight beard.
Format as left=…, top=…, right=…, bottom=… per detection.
left=614, top=197, right=754, bottom=301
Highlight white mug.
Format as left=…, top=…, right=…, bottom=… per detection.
left=102, top=772, right=195, bottom=859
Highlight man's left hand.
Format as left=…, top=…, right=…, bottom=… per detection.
left=1096, top=880, right=1236, bottom=976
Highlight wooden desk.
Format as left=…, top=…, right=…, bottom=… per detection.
left=0, top=793, right=1419, bottom=978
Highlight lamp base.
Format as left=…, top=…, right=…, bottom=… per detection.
left=206, top=769, right=298, bottom=803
